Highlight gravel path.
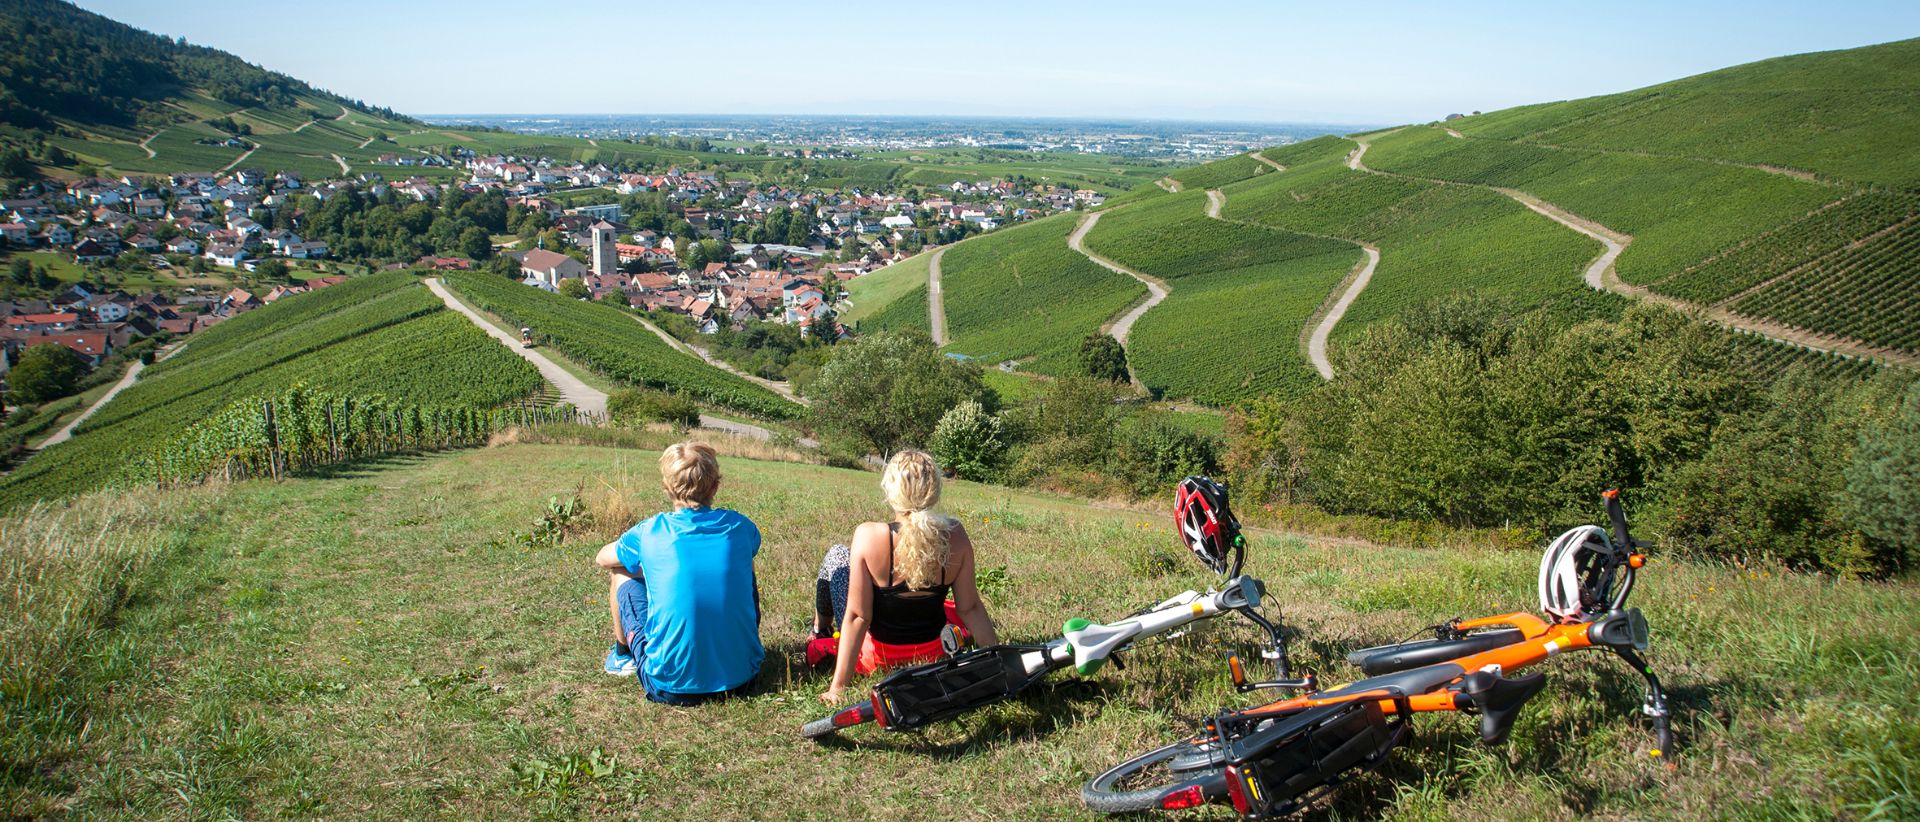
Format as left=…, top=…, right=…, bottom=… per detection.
left=1067, top=210, right=1167, bottom=391
left=35, top=361, right=144, bottom=449
left=928, top=246, right=949, bottom=345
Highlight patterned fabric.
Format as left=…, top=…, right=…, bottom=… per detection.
left=816, top=542, right=852, bottom=628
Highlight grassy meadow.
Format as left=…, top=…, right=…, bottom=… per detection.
left=5, top=442, right=1916, bottom=819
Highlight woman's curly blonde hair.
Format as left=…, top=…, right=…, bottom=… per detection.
left=881, top=450, right=954, bottom=590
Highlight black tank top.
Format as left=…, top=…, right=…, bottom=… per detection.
left=869, top=525, right=951, bottom=645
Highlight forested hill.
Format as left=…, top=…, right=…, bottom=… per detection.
left=0, top=0, right=410, bottom=132
left=1448, top=36, right=1920, bottom=187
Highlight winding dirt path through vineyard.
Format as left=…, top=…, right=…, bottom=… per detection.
left=426, top=278, right=799, bottom=439
left=35, top=361, right=144, bottom=450
left=927, top=245, right=949, bottom=345
left=1249, top=152, right=1286, bottom=172
left=627, top=313, right=806, bottom=404
left=1344, top=130, right=1918, bottom=368
left=1068, top=210, right=1166, bottom=392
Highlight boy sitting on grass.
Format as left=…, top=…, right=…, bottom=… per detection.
left=595, top=442, right=763, bottom=704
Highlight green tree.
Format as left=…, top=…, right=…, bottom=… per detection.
left=806, top=329, right=990, bottom=458
left=253, top=258, right=289, bottom=281
left=558, top=278, right=591, bottom=300
left=9, top=343, right=87, bottom=404
left=1844, top=380, right=1920, bottom=571
left=1078, top=333, right=1129, bottom=383
left=930, top=400, right=1005, bottom=481
left=458, top=226, right=492, bottom=261
left=8, top=257, right=29, bottom=285
left=600, top=289, right=630, bottom=308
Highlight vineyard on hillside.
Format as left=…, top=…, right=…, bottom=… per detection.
left=1363, top=126, right=1838, bottom=285
left=1656, top=193, right=1920, bottom=305
left=1734, top=218, right=1920, bottom=353
left=1129, top=252, right=1357, bottom=403
left=1219, top=146, right=1599, bottom=339
left=0, top=277, right=544, bottom=509
left=933, top=214, right=1144, bottom=374
left=442, top=272, right=804, bottom=419
left=1165, top=153, right=1270, bottom=190
left=1082, top=190, right=1360, bottom=402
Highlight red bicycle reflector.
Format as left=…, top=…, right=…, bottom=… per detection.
left=1224, top=765, right=1251, bottom=815
left=1160, top=784, right=1205, bottom=810
left=830, top=706, right=865, bottom=728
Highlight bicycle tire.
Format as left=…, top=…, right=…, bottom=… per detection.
left=1082, top=736, right=1228, bottom=813
left=800, top=700, right=874, bottom=739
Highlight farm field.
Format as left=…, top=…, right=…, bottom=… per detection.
left=842, top=251, right=931, bottom=325
left=934, top=213, right=1145, bottom=374
left=9, top=442, right=1917, bottom=818
left=0, top=274, right=543, bottom=510
left=442, top=272, right=804, bottom=420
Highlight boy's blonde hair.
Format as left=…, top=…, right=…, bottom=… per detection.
left=882, top=450, right=954, bottom=590
left=660, top=442, right=721, bottom=507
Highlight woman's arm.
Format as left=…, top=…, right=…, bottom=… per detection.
left=822, top=524, right=881, bottom=703
left=948, top=524, right=999, bottom=647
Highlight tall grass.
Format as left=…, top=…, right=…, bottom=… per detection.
left=2, top=491, right=194, bottom=815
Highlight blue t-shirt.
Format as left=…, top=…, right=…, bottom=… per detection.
left=616, top=506, right=763, bottom=694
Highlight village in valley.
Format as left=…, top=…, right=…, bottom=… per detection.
left=0, top=142, right=1110, bottom=376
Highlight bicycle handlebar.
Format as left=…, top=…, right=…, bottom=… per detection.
left=1062, top=576, right=1268, bottom=675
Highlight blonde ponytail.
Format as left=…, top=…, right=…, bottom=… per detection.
left=882, top=450, right=952, bottom=590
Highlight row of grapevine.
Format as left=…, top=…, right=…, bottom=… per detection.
left=0, top=298, right=545, bottom=511
left=146, top=271, right=420, bottom=375
left=136, top=386, right=573, bottom=488
left=1653, top=193, right=1920, bottom=305
left=441, top=272, right=805, bottom=419
left=1733, top=220, right=1920, bottom=354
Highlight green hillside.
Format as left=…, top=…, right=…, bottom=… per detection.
left=0, top=0, right=416, bottom=179
left=8, top=442, right=1917, bottom=818
left=1453, top=37, right=1920, bottom=187
left=0, top=273, right=544, bottom=509
left=935, top=213, right=1145, bottom=373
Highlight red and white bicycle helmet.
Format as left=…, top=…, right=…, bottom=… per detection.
left=1175, top=476, right=1242, bottom=576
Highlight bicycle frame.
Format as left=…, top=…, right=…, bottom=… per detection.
left=808, top=575, right=1297, bottom=736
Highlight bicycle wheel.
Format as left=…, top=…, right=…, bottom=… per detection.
left=1082, top=735, right=1229, bottom=814
left=800, top=700, right=875, bottom=739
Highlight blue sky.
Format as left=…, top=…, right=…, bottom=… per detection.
left=75, top=0, right=1920, bottom=125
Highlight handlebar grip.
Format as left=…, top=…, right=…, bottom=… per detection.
left=1651, top=713, right=1673, bottom=761
left=1604, top=489, right=1632, bottom=553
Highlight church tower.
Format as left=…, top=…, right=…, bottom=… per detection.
left=590, top=220, right=617, bottom=277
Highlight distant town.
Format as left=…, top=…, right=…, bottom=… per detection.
left=1, top=120, right=1153, bottom=369
left=423, top=114, right=1354, bottom=159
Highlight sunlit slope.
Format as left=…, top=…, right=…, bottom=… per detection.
left=1082, top=190, right=1358, bottom=402
left=1221, top=137, right=1599, bottom=339
left=935, top=213, right=1145, bottom=373
left=1452, top=37, right=1920, bottom=188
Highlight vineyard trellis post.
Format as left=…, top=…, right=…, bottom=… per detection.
left=263, top=399, right=281, bottom=480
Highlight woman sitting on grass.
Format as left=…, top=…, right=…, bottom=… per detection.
left=815, top=449, right=999, bottom=704
left=595, top=442, right=763, bottom=705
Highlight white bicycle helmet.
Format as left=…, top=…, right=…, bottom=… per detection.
left=1539, top=525, right=1622, bottom=622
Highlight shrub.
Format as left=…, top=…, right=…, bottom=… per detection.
left=1112, top=413, right=1221, bottom=497
left=929, top=400, right=1005, bottom=481
left=607, top=388, right=701, bottom=430
left=1078, top=333, right=1129, bottom=383
left=806, top=329, right=990, bottom=457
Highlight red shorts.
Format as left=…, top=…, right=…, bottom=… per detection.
left=859, top=600, right=968, bottom=674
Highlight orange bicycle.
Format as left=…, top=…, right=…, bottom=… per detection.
left=1082, top=490, right=1673, bottom=818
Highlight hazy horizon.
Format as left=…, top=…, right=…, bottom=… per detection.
left=67, top=0, right=1920, bottom=124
